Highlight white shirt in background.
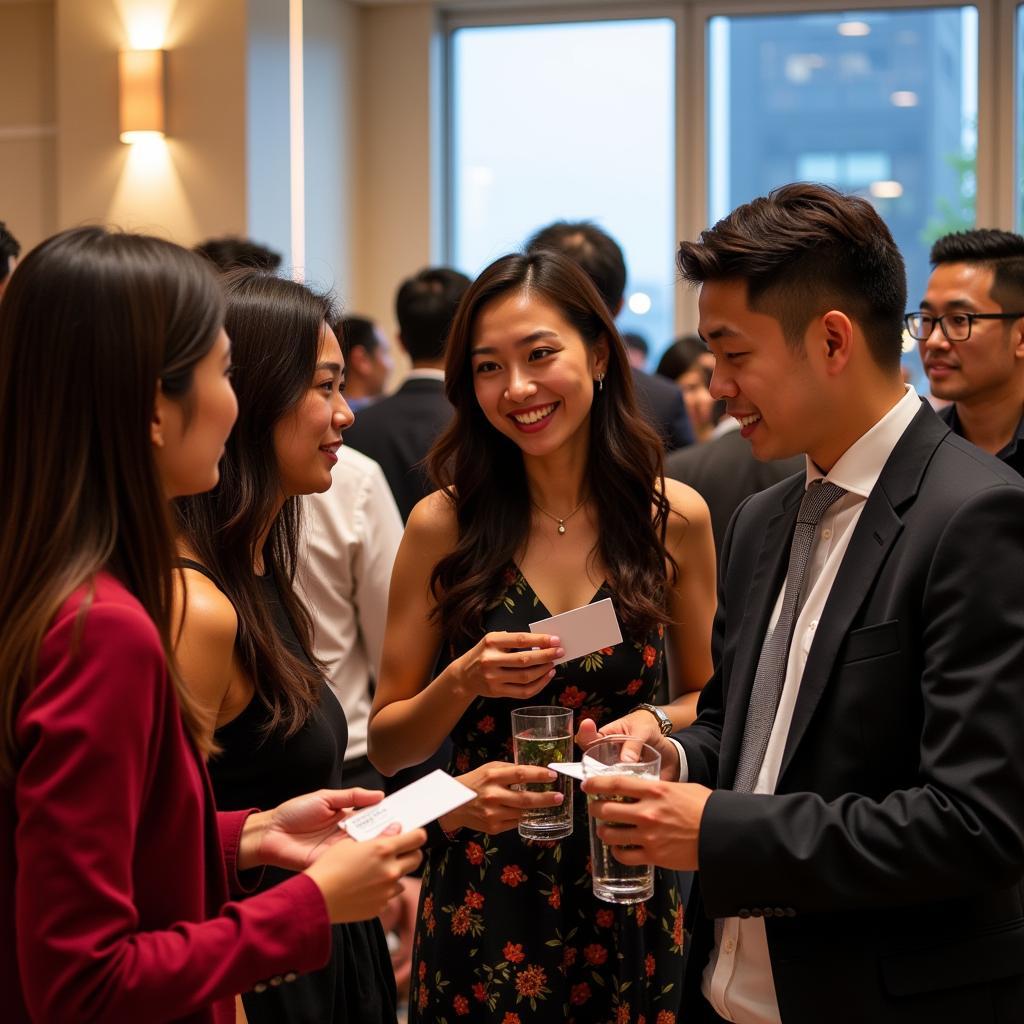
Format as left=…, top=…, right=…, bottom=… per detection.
left=298, top=446, right=403, bottom=761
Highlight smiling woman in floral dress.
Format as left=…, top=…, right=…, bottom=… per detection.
left=369, top=251, right=716, bottom=1023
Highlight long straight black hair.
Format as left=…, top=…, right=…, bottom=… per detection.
left=428, top=250, right=676, bottom=648
left=174, top=270, right=334, bottom=738
left=0, top=227, right=224, bottom=780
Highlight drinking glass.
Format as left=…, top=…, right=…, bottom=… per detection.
left=583, top=735, right=661, bottom=904
left=511, top=706, right=574, bottom=841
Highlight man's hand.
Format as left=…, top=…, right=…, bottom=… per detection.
left=242, top=787, right=386, bottom=871
left=582, top=774, right=712, bottom=871
left=575, top=713, right=681, bottom=780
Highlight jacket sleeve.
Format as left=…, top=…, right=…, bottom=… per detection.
left=672, top=491, right=754, bottom=785
left=14, top=599, right=331, bottom=1024
left=696, top=483, right=1024, bottom=917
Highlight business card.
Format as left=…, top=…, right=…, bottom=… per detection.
left=530, top=597, right=623, bottom=666
left=340, top=769, right=476, bottom=841
left=548, top=760, right=585, bottom=780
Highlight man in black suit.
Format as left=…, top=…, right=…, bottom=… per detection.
left=913, top=229, right=1024, bottom=477
left=344, top=267, right=470, bottom=521
left=666, top=422, right=803, bottom=555
left=581, top=184, right=1024, bottom=1023
left=525, top=220, right=693, bottom=450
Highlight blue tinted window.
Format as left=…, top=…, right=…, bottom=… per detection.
left=451, top=20, right=676, bottom=364
left=708, top=8, right=978, bottom=386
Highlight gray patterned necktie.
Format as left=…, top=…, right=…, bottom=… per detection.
left=732, top=480, right=848, bottom=794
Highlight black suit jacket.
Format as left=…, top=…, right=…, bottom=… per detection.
left=665, top=428, right=803, bottom=554
left=344, top=377, right=452, bottom=522
left=632, top=368, right=694, bottom=451
left=676, top=402, right=1024, bottom=1023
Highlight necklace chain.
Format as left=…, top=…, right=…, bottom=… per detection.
left=531, top=496, right=588, bottom=535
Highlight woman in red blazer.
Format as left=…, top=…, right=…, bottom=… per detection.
left=0, top=227, right=425, bottom=1024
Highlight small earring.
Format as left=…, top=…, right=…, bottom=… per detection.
left=596, top=373, right=605, bottom=393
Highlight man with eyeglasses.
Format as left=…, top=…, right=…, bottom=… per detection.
left=908, top=229, right=1024, bottom=476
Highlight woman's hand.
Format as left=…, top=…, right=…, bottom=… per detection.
left=305, top=827, right=427, bottom=923
left=439, top=761, right=563, bottom=834
left=242, top=787, right=386, bottom=871
left=450, top=631, right=564, bottom=700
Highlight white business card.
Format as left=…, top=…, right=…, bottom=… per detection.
left=340, top=769, right=476, bottom=841
left=530, top=597, right=623, bottom=666
left=548, top=760, right=585, bottom=780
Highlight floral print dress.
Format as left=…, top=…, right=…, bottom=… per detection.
left=410, top=566, right=686, bottom=1024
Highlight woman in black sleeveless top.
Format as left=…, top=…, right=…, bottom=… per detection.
left=173, top=271, right=398, bottom=1024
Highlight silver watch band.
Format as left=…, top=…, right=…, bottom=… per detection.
left=631, top=702, right=673, bottom=736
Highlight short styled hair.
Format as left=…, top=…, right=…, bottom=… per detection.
left=0, top=222, right=21, bottom=282
left=677, top=183, right=907, bottom=372
left=194, top=236, right=282, bottom=274
left=930, top=229, right=1024, bottom=313
left=394, top=267, right=471, bottom=362
left=337, top=315, right=379, bottom=357
left=525, top=220, right=627, bottom=313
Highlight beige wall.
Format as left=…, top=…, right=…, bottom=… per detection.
left=1, top=0, right=440, bottom=322
left=0, top=0, right=57, bottom=252
left=353, top=1, right=436, bottom=341
left=54, top=0, right=247, bottom=245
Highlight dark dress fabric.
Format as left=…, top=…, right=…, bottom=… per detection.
left=410, top=566, right=686, bottom=1024
left=182, top=561, right=397, bottom=1024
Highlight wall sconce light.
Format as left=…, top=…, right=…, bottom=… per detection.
left=119, top=49, right=166, bottom=144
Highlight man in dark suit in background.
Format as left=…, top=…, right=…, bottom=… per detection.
left=525, top=220, right=694, bottom=450
left=582, top=184, right=1024, bottom=1023
left=666, top=420, right=803, bottom=554
left=913, top=229, right=1024, bottom=477
left=0, top=221, right=21, bottom=301
left=344, top=267, right=471, bottom=521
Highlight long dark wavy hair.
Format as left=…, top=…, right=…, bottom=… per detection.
left=0, top=227, right=224, bottom=780
left=428, top=251, right=676, bottom=648
left=174, top=271, right=334, bottom=739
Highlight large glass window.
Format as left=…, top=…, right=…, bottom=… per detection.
left=450, top=19, right=676, bottom=362
left=1018, top=5, right=1024, bottom=228
left=708, top=8, right=978, bottom=382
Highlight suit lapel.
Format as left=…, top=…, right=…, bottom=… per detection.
left=719, top=482, right=802, bottom=787
left=776, top=402, right=947, bottom=782
left=776, top=494, right=902, bottom=781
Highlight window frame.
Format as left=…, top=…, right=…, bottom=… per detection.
left=441, top=0, right=1017, bottom=332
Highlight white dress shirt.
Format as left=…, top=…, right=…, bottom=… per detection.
left=297, top=446, right=403, bottom=761
left=675, top=386, right=921, bottom=1024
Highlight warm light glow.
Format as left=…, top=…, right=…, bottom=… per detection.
left=870, top=180, right=904, bottom=199
left=628, top=292, right=652, bottom=316
left=837, top=20, right=871, bottom=37
left=119, top=130, right=165, bottom=145
left=119, top=49, right=166, bottom=144
left=890, top=90, right=919, bottom=107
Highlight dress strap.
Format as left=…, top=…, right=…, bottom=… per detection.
left=177, top=558, right=225, bottom=593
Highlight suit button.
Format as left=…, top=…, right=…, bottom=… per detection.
left=786, top=907, right=796, bottom=917
left=270, top=976, right=284, bottom=987
left=253, top=982, right=268, bottom=994
left=751, top=908, right=762, bottom=917
left=738, top=908, right=751, bottom=918
left=774, top=907, right=786, bottom=918
left=284, top=972, right=298, bottom=983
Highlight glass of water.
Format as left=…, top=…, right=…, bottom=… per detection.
left=511, top=706, right=574, bottom=841
left=583, top=735, right=661, bottom=904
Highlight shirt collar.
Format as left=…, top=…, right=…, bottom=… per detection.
left=805, top=385, right=920, bottom=498
left=946, top=402, right=1024, bottom=461
left=405, top=367, right=446, bottom=383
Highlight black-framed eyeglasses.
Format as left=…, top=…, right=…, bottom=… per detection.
left=904, top=311, right=1024, bottom=342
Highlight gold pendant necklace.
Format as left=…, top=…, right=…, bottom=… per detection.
left=532, top=496, right=588, bottom=535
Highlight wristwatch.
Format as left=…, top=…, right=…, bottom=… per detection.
left=630, top=703, right=673, bottom=736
